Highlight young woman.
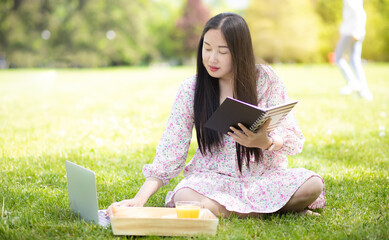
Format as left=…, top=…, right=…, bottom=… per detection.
left=108, top=13, right=326, bottom=217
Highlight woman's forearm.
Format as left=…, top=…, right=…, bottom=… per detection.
left=133, top=177, right=163, bottom=205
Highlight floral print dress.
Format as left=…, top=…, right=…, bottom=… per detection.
left=143, top=65, right=326, bottom=213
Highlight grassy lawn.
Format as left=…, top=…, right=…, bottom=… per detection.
left=0, top=64, right=388, bottom=239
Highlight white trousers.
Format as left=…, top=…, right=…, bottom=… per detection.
left=334, top=35, right=369, bottom=90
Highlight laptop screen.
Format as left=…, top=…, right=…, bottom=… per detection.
left=65, top=161, right=100, bottom=224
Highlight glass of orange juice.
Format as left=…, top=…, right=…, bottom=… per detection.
left=175, top=201, right=201, bottom=219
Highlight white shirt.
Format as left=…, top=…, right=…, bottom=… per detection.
left=339, top=0, right=366, bottom=40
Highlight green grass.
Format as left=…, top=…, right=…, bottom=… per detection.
left=0, top=64, right=388, bottom=239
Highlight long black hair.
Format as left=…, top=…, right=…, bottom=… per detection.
left=194, top=13, right=263, bottom=173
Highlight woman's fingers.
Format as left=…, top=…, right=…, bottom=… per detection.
left=228, top=125, right=249, bottom=146
left=228, top=120, right=273, bottom=148
left=237, top=123, right=252, bottom=136
left=261, top=118, right=272, bottom=132
left=106, top=200, right=134, bottom=216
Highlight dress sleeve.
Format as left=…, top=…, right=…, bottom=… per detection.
left=258, top=65, right=304, bottom=156
left=142, top=76, right=195, bottom=185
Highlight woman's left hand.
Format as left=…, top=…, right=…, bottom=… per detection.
left=228, top=118, right=272, bottom=149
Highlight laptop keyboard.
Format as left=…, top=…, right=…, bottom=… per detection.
left=98, top=210, right=110, bottom=227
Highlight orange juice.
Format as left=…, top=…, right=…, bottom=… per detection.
left=176, top=206, right=200, bottom=219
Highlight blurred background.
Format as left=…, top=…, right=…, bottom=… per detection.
left=0, top=0, right=388, bottom=68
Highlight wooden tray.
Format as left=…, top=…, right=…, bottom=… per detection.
left=109, top=207, right=219, bottom=236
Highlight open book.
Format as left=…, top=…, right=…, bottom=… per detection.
left=204, top=97, right=298, bottom=134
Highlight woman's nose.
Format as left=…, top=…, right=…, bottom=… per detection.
left=209, top=51, right=218, bottom=63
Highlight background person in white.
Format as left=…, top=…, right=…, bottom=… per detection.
left=335, top=0, right=373, bottom=101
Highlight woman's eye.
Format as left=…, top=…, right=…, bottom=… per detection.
left=219, top=51, right=228, bottom=54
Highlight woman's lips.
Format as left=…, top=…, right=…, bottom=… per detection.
left=209, top=66, right=219, bottom=72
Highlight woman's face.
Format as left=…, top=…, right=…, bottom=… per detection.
left=202, top=29, right=233, bottom=82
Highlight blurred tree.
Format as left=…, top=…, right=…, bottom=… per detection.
left=246, top=0, right=321, bottom=63
left=175, top=0, right=210, bottom=62
left=202, top=0, right=233, bottom=15
left=0, top=0, right=50, bottom=67
left=313, top=0, right=343, bottom=62
left=47, top=0, right=164, bottom=67
left=149, top=0, right=184, bottom=64
left=0, top=0, right=183, bottom=67
left=0, top=0, right=387, bottom=67
left=363, top=0, right=389, bottom=61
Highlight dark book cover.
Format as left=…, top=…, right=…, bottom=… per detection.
left=204, top=97, right=298, bottom=134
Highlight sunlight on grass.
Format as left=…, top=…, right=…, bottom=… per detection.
left=0, top=64, right=388, bottom=239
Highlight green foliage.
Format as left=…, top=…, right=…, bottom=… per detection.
left=0, top=0, right=185, bottom=67
left=0, top=65, right=388, bottom=239
left=246, top=0, right=389, bottom=63
left=313, top=0, right=343, bottom=61
left=149, top=2, right=185, bottom=62
left=0, top=0, right=388, bottom=67
left=363, top=0, right=389, bottom=61
left=175, top=0, right=211, bottom=60
left=246, top=0, right=321, bottom=63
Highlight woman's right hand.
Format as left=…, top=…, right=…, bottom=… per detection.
left=105, top=177, right=163, bottom=217
left=106, top=198, right=144, bottom=216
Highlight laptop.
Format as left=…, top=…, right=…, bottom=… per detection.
left=65, top=160, right=110, bottom=227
